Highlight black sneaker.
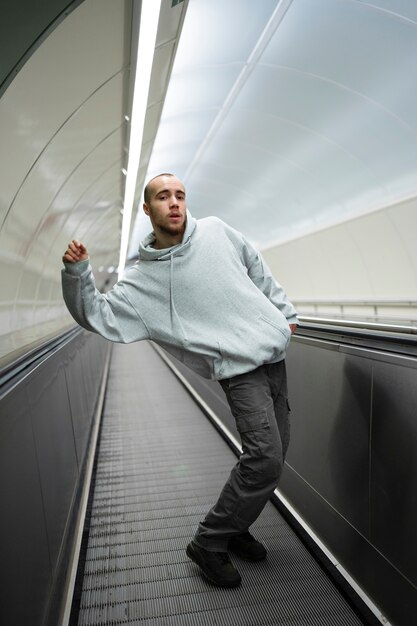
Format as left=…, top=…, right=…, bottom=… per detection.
left=228, top=532, right=267, bottom=561
left=186, top=541, right=241, bottom=587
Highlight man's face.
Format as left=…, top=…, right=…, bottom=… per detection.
left=143, top=176, right=187, bottom=237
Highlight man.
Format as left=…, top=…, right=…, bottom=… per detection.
left=62, top=173, right=298, bottom=588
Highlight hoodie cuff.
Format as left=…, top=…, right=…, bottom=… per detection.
left=63, top=259, right=91, bottom=276
left=287, top=315, right=299, bottom=325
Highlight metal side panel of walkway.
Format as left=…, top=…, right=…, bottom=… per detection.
left=74, top=341, right=366, bottom=626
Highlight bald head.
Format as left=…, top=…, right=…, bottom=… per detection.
left=144, top=173, right=179, bottom=204
left=142, top=173, right=187, bottom=249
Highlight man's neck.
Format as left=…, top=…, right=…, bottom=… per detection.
left=153, top=228, right=184, bottom=250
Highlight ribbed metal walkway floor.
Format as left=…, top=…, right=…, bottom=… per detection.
left=75, top=341, right=366, bottom=625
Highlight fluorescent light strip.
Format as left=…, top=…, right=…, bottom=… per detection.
left=118, top=0, right=162, bottom=279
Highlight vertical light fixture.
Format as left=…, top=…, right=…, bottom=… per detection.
left=118, top=0, right=162, bottom=279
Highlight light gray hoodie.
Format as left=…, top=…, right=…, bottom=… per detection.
left=62, top=212, right=298, bottom=380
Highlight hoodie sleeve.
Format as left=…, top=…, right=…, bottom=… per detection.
left=61, top=260, right=150, bottom=343
left=224, top=224, right=298, bottom=324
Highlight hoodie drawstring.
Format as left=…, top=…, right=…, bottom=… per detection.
left=169, top=252, right=188, bottom=342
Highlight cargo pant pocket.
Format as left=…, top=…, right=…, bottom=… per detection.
left=235, top=404, right=280, bottom=486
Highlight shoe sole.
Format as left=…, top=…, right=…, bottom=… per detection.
left=186, top=543, right=241, bottom=588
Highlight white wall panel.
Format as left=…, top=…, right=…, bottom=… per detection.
left=262, top=196, right=417, bottom=318
left=0, top=0, right=129, bottom=225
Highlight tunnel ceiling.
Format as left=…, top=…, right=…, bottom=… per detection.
left=131, top=0, right=417, bottom=253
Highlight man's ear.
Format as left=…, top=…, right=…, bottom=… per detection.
left=143, top=202, right=150, bottom=216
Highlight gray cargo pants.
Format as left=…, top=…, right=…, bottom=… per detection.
left=194, top=360, right=290, bottom=552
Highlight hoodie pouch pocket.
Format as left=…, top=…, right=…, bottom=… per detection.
left=259, top=314, right=290, bottom=339
left=259, top=315, right=290, bottom=337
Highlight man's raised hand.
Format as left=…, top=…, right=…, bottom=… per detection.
left=63, top=240, right=89, bottom=264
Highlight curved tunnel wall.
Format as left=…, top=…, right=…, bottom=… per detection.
left=0, top=0, right=85, bottom=95
left=0, top=0, right=132, bottom=364
left=0, top=0, right=188, bottom=366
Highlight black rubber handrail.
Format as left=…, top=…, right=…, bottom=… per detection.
left=0, top=325, right=82, bottom=393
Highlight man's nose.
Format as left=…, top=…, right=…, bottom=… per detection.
left=169, top=194, right=179, bottom=206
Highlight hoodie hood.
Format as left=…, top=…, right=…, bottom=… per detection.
left=139, top=210, right=197, bottom=261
